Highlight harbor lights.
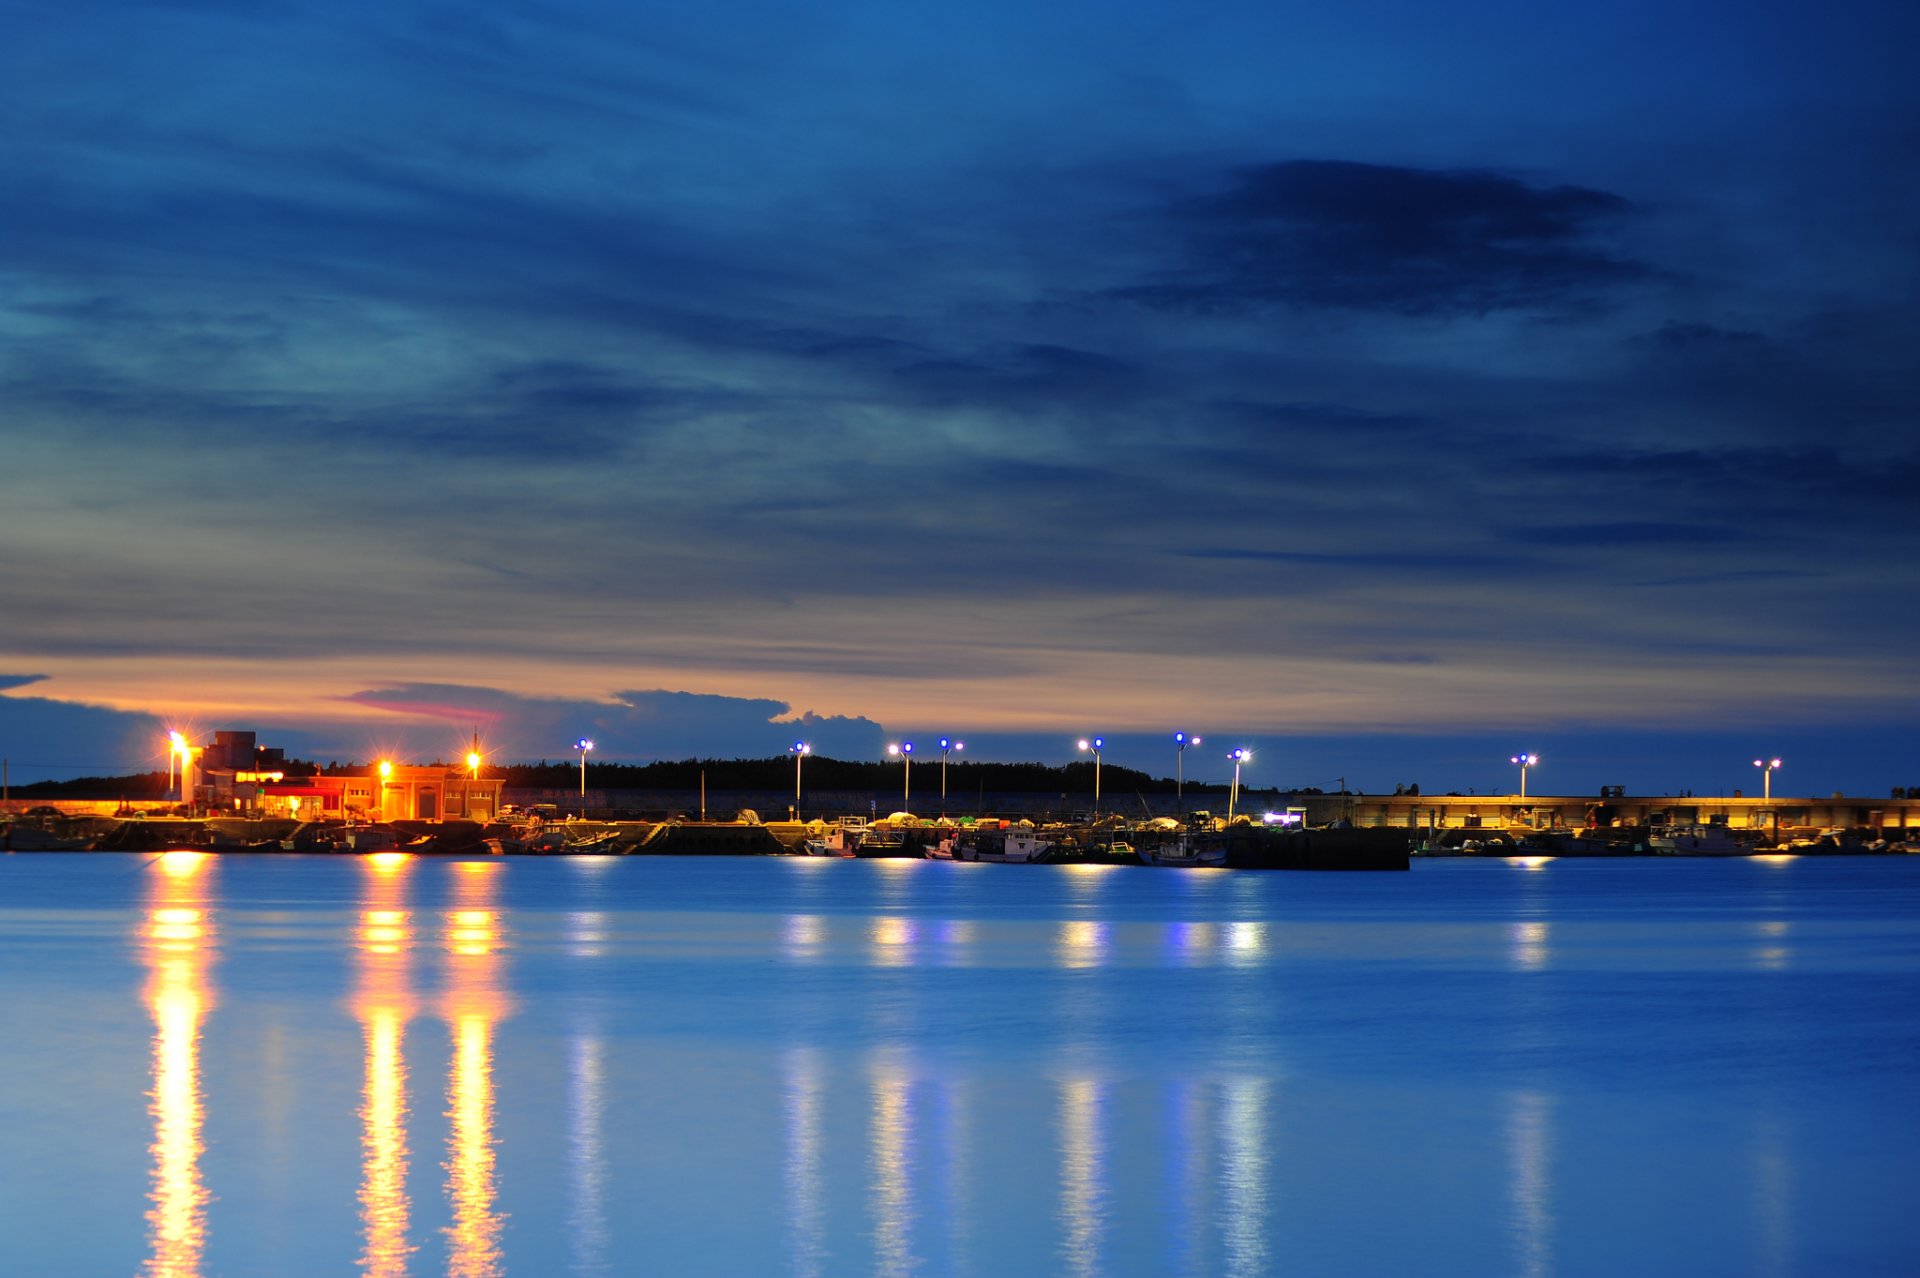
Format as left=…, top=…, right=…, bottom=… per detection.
left=1753, top=757, right=1782, bottom=802
left=887, top=742, right=914, bottom=810
left=938, top=738, right=963, bottom=817
left=167, top=731, right=188, bottom=802
left=575, top=738, right=593, bottom=802
left=790, top=741, right=811, bottom=818
left=1078, top=737, right=1104, bottom=814
left=1227, top=748, right=1252, bottom=822
left=1174, top=732, right=1202, bottom=802
left=465, top=735, right=485, bottom=819
left=1510, top=753, right=1539, bottom=800
left=378, top=759, right=394, bottom=821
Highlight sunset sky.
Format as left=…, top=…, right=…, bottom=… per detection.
left=4, top=1, right=1917, bottom=797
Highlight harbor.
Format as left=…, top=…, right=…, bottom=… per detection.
left=8, top=789, right=1920, bottom=862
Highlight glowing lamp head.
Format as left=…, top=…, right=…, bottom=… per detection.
left=792, top=741, right=811, bottom=755
left=466, top=752, right=481, bottom=771
left=1229, top=748, right=1251, bottom=763
left=953, top=741, right=964, bottom=752
left=901, top=742, right=912, bottom=755
left=378, top=760, right=393, bottom=779
left=1755, top=757, right=1781, bottom=769
left=1511, top=753, right=1538, bottom=766
left=939, top=737, right=950, bottom=750
left=576, top=738, right=593, bottom=752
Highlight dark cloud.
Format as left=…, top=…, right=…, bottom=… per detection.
left=1515, top=522, right=1752, bottom=548
left=333, top=684, right=884, bottom=764
left=1211, top=400, right=1432, bottom=436
left=1179, top=547, right=1518, bottom=571
left=1639, top=321, right=1771, bottom=353
left=1112, top=159, right=1651, bottom=316
left=0, top=685, right=161, bottom=778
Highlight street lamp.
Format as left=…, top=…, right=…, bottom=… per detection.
left=1227, top=748, right=1251, bottom=821
left=465, top=737, right=484, bottom=819
left=167, top=731, right=187, bottom=802
left=378, top=759, right=393, bottom=821
left=1174, top=731, right=1202, bottom=802
left=1753, top=757, right=1782, bottom=803
left=790, top=741, right=811, bottom=818
left=887, top=742, right=913, bottom=810
left=938, top=738, right=963, bottom=817
left=1078, top=737, right=1104, bottom=813
left=575, top=738, right=593, bottom=804
left=1510, top=753, right=1538, bottom=800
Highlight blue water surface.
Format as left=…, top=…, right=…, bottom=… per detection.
left=0, top=852, right=1915, bottom=1277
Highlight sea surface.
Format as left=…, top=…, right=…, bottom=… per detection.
left=0, top=851, right=1915, bottom=1277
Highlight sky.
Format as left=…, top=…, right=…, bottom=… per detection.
left=3, top=0, right=1917, bottom=798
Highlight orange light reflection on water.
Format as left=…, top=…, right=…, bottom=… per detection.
left=142, top=851, right=215, bottom=1278
left=443, top=864, right=509, bottom=1278
left=354, top=855, right=416, bottom=1277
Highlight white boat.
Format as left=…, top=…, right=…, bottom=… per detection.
left=952, top=830, right=1052, bottom=862
left=822, top=820, right=868, bottom=856
left=1649, top=825, right=1750, bottom=856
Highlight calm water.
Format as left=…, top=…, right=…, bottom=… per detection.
left=0, top=852, right=1915, bottom=1277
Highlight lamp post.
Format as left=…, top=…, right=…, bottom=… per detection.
left=1510, top=753, right=1538, bottom=800
left=1753, top=757, right=1781, bottom=803
left=938, top=738, right=963, bottom=817
left=167, top=731, right=187, bottom=802
left=575, top=738, right=593, bottom=806
left=466, top=736, right=483, bottom=819
left=1174, top=732, right=1201, bottom=803
left=1077, top=737, right=1104, bottom=814
left=887, top=742, right=913, bottom=811
left=1227, top=748, right=1251, bottom=822
left=378, top=759, right=393, bottom=822
left=790, top=741, right=810, bottom=818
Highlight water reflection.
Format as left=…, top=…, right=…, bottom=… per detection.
left=1751, top=1107, right=1792, bottom=1278
left=784, top=914, right=827, bottom=963
left=354, top=856, right=416, bottom=1277
left=1164, top=1079, right=1207, bottom=1277
left=1506, top=1090, right=1554, bottom=1278
left=939, top=1075, right=971, bottom=1274
left=1056, top=920, right=1111, bottom=970
left=568, top=910, right=609, bottom=960
left=785, top=1046, right=826, bottom=1278
left=1167, top=921, right=1215, bottom=968
left=870, top=916, right=919, bottom=968
left=1221, top=921, right=1267, bottom=967
left=443, top=863, right=509, bottom=1278
left=1218, top=1077, right=1270, bottom=1278
left=869, top=1050, right=915, bottom=1276
left=1058, top=1076, right=1107, bottom=1278
left=142, top=852, right=216, bottom=1278
left=1754, top=919, right=1791, bottom=971
left=568, top=1031, right=609, bottom=1277
left=1510, top=921, right=1551, bottom=970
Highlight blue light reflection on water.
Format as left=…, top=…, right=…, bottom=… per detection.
left=0, top=854, right=1915, bottom=1275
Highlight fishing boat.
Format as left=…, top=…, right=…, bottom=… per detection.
left=1136, top=836, right=1227, bottom=868
left=951, top=829, right=1052, bottom=862
left=1649, top=824, right=1751, bottom=856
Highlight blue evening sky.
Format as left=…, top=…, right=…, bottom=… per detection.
left=2, top=0, right=1916, bottom=796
